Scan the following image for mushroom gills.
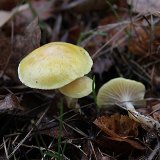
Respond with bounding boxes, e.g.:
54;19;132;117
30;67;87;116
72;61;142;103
97;77;160;132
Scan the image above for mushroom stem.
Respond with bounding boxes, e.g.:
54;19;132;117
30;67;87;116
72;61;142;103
65;96;81;113
97;78;160;132
124;102;160;131
65;96;77;108
124;102;136;111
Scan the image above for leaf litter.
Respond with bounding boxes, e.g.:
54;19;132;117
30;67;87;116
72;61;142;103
0;0;159;159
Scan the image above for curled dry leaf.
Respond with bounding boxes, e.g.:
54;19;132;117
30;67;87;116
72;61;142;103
94;114;145;150
128;26;149;56
0;94;23;114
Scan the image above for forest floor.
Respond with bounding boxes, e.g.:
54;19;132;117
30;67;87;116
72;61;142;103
0;0;159;159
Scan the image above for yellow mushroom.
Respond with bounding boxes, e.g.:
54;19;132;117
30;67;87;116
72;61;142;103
97;77;160;132
59;76;93;98
18;42;93;100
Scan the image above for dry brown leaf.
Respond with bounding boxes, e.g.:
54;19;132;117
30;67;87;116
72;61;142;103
0;19;41;82
128;25;160;56
128;26;149;56
93;56;113;78
0;11;13;27
19;0;54;22
128;0;160;14
0;4;29;28
0;0;53;28
151;103;160;121
94;114;145;150
0;94;23;113
94;114;139;137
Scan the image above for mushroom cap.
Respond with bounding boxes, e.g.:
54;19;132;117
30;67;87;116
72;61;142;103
18;42;93;89
97;77;145;107
59;76;93;98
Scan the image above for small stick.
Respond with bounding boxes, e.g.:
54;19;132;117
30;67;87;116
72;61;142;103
148;143;160;160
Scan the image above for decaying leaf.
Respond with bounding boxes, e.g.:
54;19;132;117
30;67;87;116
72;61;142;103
19;0;54;21
94;114;145;150
128;25;160;56
0;0;54;28
93;56;113;78
0;94;23;113
94;114;139;137
0;11;13;27
2;18;41;82
0;4;29;28
128;0;160;14
13;18;41;59
128;26;149;56
151;103;160;121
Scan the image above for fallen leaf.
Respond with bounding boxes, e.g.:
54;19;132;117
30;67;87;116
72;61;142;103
0;94;23;114
19;0;54;21
0;4;29;28
3;18;41;82
94;114;139;137
13;18;41;59
93;55;114;78
128;0;160;14
151;103;160;121
128;26;149;56
94;114;145;150
0;11;13;27
128;25;160;56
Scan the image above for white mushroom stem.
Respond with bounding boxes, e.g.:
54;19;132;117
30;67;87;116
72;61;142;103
124;102;160;132
59;76;93;113
65;97;78;109
124;102;135;111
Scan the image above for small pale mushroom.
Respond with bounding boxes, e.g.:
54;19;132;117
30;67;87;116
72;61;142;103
18;42;93;107
97;77;160;132
59;76;93;110
59;76;93;99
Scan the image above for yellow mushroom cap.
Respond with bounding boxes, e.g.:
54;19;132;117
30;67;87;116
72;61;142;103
59;76;93;98
18;42;93;89
97;77;145;107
